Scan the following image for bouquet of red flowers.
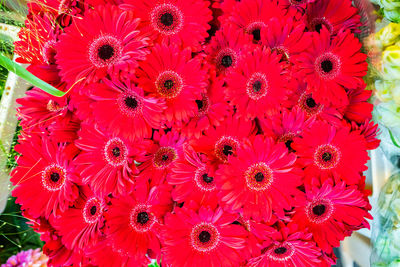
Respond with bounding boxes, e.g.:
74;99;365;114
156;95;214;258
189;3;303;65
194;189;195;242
10;0;380;266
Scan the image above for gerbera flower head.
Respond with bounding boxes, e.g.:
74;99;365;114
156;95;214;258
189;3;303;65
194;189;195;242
225;46;288;119
105;181;172;261
122;0;212;51
56;4;149;85
217;135;302;221
292;121;369;185
162;205;248;267
52;186;106;250
292;181;371;253
295;28;368;106
10;136;79;219
343;86;374;124
351;120;381;150
306;0;362;35
74;124;148;196
136;44;207;124
90;79;167;141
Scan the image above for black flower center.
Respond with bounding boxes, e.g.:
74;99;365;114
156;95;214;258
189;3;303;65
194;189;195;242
222;145;233;156
274;247;287;255
252;81;262;92
322;152;332;162
312;204;326;216
202;173;214;184
162;154;169;161
164;79;174;90
98;44;115;60
137;212;149;225
90;205;97;216
112;147;121;157
285;140;293;151
252;28;261;41
160;12;174;26
198;231;211;243
306;97;317;108
196;100;204;111
315;23;323;33
255;172;264;182
321;60;333;73
50;172;60;182
221;55;233;67
124;96;138;109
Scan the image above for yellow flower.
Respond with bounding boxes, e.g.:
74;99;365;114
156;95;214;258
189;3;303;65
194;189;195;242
382;45;400;80
376;23;400;49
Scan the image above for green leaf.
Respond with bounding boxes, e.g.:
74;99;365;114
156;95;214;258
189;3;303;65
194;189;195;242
148;262;160;267
0;53;66;97
389;129;400;148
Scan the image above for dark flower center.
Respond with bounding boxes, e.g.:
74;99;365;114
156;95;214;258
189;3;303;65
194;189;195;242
306;97;317;108
160;12;174;26
112;147;121;157
162;154;169;161
312;204;326;216
202;174;214;184
221;55;233;67
322;152;332;162
98;44;115;60
252;81;262;92
124;96;138;109
50;172;60;182
315;23;323;33
252;28;261;41
90;205;97;216
223;145;233;156
164;79;174;90
285;140;293;151
321;60;333;73
196;100;204;111
274;247;287;254
198;231;211;243
137;212;149;225
255;172;264;182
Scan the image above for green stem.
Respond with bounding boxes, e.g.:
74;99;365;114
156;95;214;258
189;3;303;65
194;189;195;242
0;53;66;97
389;129;400;148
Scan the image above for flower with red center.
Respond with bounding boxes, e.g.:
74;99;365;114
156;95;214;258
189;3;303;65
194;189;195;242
122;0;212;51
190;115;257;164
343;87;374;124
137;44;207;124
225;47;288;119
162;205;247;267
206;25;253;76
217;135;302;221
52;186;106;251
89;80;166;141
10;136;79;219
292;121;369;185
295;28;368;106
105;182;172;261
169;145;218;205
248;223;322;267
139;131;185;186
260;17;312;65
306;0;362;35
56;5;149;85
228;0;286;43
292;181;371;253
74;124;147;196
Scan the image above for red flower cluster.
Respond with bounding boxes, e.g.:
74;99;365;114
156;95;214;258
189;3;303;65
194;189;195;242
12;0;379;266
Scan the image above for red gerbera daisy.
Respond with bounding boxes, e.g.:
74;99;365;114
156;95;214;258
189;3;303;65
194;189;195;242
343;86;373;124
351;120;381;150
292;121;369;185
56;4;149;85
247;223;322;267
228;0;286;43
217;135;302;221
10;136;79;218
90;79;167;141
136;44;207;124
190;115;257;165
121;0;212;51
225;46;288;119
74;124;147;197
52;186;106;251
169;145;218;205
306;0;362;35
292;181;371;253
105;181;172;261
162;205;247;267
295;28;368;105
